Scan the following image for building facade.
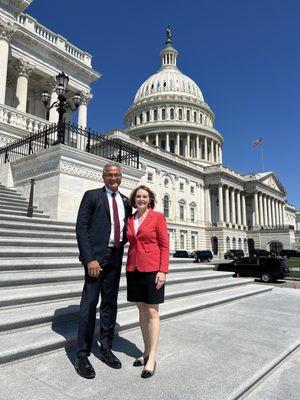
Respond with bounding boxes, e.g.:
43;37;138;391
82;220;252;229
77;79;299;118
0;1;298;257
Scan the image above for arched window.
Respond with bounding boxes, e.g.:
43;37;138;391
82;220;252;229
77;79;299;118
170;108;174;119
154;109;158;121
134;116;137;125
200;113;203;124
161;139;166;150
178;108;183;120
163;195;169;218
139;113;143;124
146;111;150;122
187;109;190;122
162;108;166;120
193;111;197;122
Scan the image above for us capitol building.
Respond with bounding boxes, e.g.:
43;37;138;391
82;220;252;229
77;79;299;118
0;0;299;256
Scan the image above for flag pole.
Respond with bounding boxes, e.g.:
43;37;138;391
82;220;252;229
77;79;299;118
261;141;264;171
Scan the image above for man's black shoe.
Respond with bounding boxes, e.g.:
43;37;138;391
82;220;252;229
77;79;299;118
99;348;122;369
75;357;95;379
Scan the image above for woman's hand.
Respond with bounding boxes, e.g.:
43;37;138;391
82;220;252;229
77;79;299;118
155;272;166;290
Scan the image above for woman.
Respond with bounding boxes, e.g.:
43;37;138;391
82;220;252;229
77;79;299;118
126;185;169;378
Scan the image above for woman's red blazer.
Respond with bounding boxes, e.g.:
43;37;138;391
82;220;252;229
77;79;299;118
126;209;169;273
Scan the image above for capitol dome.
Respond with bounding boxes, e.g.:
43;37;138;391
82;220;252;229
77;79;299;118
124;29;224;166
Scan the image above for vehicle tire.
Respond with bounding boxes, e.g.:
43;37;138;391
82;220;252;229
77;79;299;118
261;273;272;283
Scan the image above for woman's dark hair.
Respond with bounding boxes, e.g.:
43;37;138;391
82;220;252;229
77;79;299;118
129;185;156;209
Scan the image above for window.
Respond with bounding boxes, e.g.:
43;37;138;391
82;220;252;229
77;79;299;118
190;207;195;222
191;235;196;250
179;205;184;220
193;111;197;122
180;234;185;248
170;139;175;154
134;116;137;125
154;109;158;121
200;113;203;124
161;139;166;150
170;108;174;119
163;195;169;218
180;182;184;191
147;172;153;182
187;109;190;122
162;108;166;120
178;108;183;120
190;186;195;194
146;111;150;122
139;113;143;124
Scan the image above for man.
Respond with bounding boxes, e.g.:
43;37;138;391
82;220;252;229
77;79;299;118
75;162;131;379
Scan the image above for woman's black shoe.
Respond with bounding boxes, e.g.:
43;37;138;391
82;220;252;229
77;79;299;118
141;362;156;378
133;355;149;367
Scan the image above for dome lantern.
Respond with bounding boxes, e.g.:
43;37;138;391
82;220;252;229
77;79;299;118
160;26;178;69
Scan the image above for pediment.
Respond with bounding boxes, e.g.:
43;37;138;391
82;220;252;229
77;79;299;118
259;173;285;193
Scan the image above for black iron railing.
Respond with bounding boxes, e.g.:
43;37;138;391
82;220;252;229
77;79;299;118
0;122;139;169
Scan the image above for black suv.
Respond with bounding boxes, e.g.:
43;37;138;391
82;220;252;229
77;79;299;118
279;249;300;258
193;250;213;263
216;257;289;283
173;250;190;258
224;249;244;260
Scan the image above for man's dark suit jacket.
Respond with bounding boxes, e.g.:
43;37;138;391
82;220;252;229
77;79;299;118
76;187;131;265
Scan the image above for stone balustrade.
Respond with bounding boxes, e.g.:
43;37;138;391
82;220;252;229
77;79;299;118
0;104;50;134
16;14;92;66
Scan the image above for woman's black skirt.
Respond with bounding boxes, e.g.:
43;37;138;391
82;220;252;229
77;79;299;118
126;269;165;304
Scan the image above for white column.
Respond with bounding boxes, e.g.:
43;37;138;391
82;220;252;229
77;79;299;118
155;133;159;146
225;186;230;223
196;135;199;159
145;135;149;143
0;19;15;104
218;184;224;223
282;203;286;225
280;202;285;226
48;77;59;124
205;186;212;222
263;194;268;227
166;132;170;152
259;193;264;226
275;200;279;226
267;196;272;227
219;146;223;164
241;192;247;226
14;59;35;112
231;188;236;224
78;91;92;129
199;184;205;222
211;139;215;162
236;190;241;225
254;192;259;226
271;198;275;226
216;144;219;163
187;133;190;157
176;133;180;155
204;137;208;161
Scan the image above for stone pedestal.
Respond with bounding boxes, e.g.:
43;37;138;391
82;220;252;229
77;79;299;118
0;145;144;221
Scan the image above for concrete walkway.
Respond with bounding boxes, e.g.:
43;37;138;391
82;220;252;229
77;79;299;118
0;287;299;400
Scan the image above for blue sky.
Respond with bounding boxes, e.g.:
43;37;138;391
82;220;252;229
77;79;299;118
28;0;300;208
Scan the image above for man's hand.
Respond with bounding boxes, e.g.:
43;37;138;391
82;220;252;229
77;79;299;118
155;272;166;290
87;260;102;278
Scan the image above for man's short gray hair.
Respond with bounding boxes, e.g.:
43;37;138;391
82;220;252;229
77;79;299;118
102;162;122;175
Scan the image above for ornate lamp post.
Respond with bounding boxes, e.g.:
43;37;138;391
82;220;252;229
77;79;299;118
41;71;82;144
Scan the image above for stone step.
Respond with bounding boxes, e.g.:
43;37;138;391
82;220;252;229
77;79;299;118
0;220;75;232
0;284;272;364
0;228;75;239
0;247;79;258
0;270;233;306
0;214;75;226
0;209;49;218
0;197;33;207
0;237;77;247
0;278;255;332
0;203;39;212
0;189;24;198
0;187;22;196
0;193;26;202
0;269;226;289
0;257;201;271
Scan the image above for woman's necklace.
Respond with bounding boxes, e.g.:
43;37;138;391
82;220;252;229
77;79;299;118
138;209;148;225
